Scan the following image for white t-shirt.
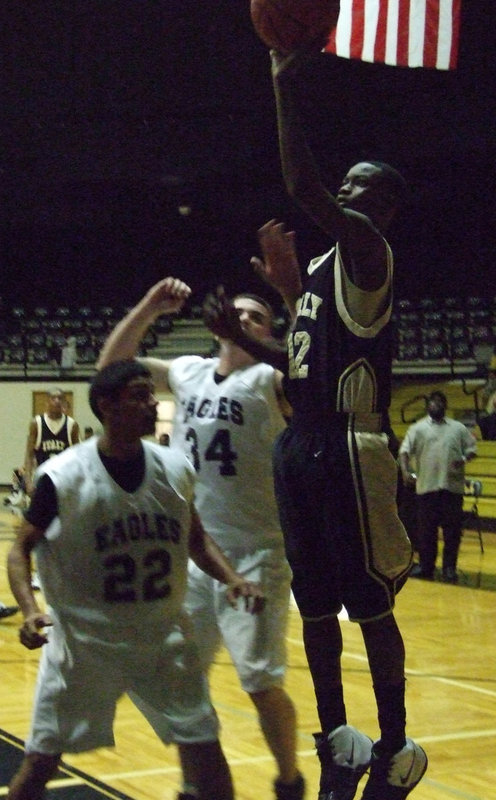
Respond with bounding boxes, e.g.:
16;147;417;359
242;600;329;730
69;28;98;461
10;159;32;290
399;415;477;495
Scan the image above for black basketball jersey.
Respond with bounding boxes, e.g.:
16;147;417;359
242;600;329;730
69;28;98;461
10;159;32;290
34;414;72;465
284;243;393;422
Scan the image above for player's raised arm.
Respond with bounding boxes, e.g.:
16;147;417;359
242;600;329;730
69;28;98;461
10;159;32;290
271;46;391;290
271;47;347;235
96;277;191;392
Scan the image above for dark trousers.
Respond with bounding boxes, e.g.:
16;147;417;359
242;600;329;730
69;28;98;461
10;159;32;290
416;490;463;574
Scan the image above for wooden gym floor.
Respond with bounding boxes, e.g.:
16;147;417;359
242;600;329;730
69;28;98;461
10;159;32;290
1;502;495;800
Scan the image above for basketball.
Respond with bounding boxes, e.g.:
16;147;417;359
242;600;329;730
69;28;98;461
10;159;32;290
250;0;340;55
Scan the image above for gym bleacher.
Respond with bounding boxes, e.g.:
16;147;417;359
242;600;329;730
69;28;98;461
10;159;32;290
1;292;495;530
1;292;494;377
392;294;495;376
0;302;216;379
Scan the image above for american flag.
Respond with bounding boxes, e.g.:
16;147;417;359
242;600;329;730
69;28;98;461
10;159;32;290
325;0;461;70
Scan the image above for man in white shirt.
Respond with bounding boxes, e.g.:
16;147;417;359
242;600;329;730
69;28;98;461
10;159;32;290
399;391;477;583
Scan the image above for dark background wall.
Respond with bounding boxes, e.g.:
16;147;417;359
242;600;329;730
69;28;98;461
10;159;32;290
1;1;494;310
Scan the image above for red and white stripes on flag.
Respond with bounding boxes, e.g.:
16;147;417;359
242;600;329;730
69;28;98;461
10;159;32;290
325;0;461;70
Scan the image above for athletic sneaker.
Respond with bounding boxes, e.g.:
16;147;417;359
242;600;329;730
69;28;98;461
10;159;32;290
314;725;373;800
274;771;305;800
360;739;428;799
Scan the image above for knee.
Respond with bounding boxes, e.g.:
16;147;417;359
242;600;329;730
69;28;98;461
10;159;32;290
248;684;286;709
248;686;297;731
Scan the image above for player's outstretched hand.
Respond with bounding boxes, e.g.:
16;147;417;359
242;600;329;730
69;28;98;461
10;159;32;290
144;277;192;316
19;611;53;650
270;31;331;81
226;578;266;615
254;219;302;301
202;286;243;341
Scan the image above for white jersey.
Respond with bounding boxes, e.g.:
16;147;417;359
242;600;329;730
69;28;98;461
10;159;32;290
34;437;195;634
168;356;286;552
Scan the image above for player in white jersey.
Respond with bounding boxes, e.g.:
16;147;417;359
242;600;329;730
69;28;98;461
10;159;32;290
7;359;264;800
98;278;305;800
168;356;286;553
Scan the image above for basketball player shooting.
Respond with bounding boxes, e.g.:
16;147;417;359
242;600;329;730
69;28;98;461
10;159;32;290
204;34;428;800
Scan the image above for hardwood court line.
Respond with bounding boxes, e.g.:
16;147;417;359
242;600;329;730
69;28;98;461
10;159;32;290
287;637;496;698
94;752;487;800
96;742;319;781
0;779;121;799
46;778;84;788
97;753;299;783
0;730;137;800
98;765;182;780
214;649;496;745
415;728;496;744
0;784;121;799
0;776;133;799
405;671;496;698
406;778;483;800
345;649;496;697
14;777;83;792
216;696;496;751
96;738;342;782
